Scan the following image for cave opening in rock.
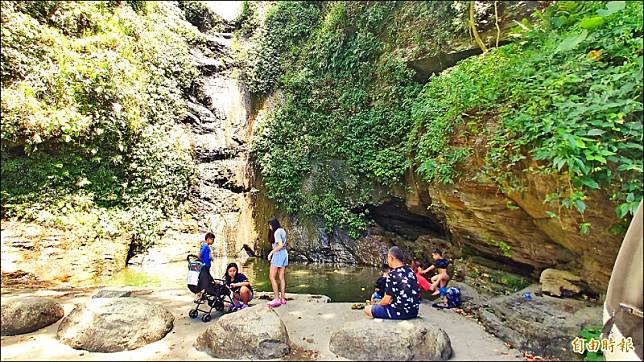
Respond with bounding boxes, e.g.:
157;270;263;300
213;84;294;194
367;198;446;241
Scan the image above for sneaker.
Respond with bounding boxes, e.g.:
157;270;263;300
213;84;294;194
239;303;248;310
267;299;282;308
280;298;287;305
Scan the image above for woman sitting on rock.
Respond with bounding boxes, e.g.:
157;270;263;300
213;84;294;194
223;262;253;309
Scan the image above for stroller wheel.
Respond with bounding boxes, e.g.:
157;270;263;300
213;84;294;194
201;313;212;323
188;309;199;319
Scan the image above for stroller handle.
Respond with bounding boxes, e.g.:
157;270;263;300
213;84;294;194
187;254;201;262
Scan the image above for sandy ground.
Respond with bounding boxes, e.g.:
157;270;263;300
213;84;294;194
1;287;522;361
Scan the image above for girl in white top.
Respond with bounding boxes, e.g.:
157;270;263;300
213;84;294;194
267;218;288;308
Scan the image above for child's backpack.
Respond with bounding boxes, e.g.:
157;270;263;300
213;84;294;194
446;287;461;308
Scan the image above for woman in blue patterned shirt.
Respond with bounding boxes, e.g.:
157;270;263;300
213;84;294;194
364;246;420;320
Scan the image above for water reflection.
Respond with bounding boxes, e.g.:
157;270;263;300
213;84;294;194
94;257;381;302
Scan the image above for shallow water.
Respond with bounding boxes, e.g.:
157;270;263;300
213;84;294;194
93;257;382;302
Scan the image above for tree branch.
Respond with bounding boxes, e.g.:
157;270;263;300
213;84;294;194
469;1;488;53
494;1;501;48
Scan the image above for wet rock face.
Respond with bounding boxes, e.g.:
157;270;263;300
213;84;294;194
252;203;393;265
195;306;290;359
426;172;622;292
1;297;65;336
57;297;174;352
428;181;577;270
0;221;130;285
181;32;257;259
136;31;257;266
329;317;452;361
478;285;602;360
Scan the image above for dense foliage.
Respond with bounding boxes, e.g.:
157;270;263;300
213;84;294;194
177;0;225;33
245;1;643;236
248;2;438;234
1;1;205;249
412;1;643;227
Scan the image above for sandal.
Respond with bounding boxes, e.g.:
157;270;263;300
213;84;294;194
267;299;283;308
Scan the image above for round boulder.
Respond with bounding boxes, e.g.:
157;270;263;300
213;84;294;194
330;317;452;361
1;297;65;336
57;297;174;352
195;306;290;359
539;268;590;297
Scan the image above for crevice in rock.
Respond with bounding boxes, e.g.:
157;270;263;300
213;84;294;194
195;148;240;162
203;176;249;194
461;245;536;278
367;198;446;240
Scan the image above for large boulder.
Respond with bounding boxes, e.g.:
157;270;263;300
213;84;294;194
539;268;590;298
1;297;65;336
478;285;601;360
195;306;290;359
329;317;452;361
57;297;174;352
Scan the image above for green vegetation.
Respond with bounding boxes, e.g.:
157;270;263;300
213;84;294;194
0;1;206;250
489;271;530;292
177;0;226;33
579;326;604;361
244;1;643;236
489;239;512;258
412;0;643;222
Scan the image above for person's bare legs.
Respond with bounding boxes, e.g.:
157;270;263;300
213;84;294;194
364;305;373;318
239;286;252;304
278;267;286;303
269;265;280;301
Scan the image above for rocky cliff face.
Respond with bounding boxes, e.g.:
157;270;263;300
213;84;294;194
1;221;129;286
243;1;625;292
134;31;259;266
0;15;261;282
249;123;623;292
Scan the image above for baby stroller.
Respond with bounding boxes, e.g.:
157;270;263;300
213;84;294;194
186;254;237;322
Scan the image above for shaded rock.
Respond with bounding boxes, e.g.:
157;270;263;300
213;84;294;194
478;285;601;360
195;306;289;359
57;297;174;352
368;198;445;241
428;181;576;274
406;2;539;83
329;317;452;361
505;170;622;291
409;47;483;83
539;268;589;298
1;297;65;336
92;289;132;298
